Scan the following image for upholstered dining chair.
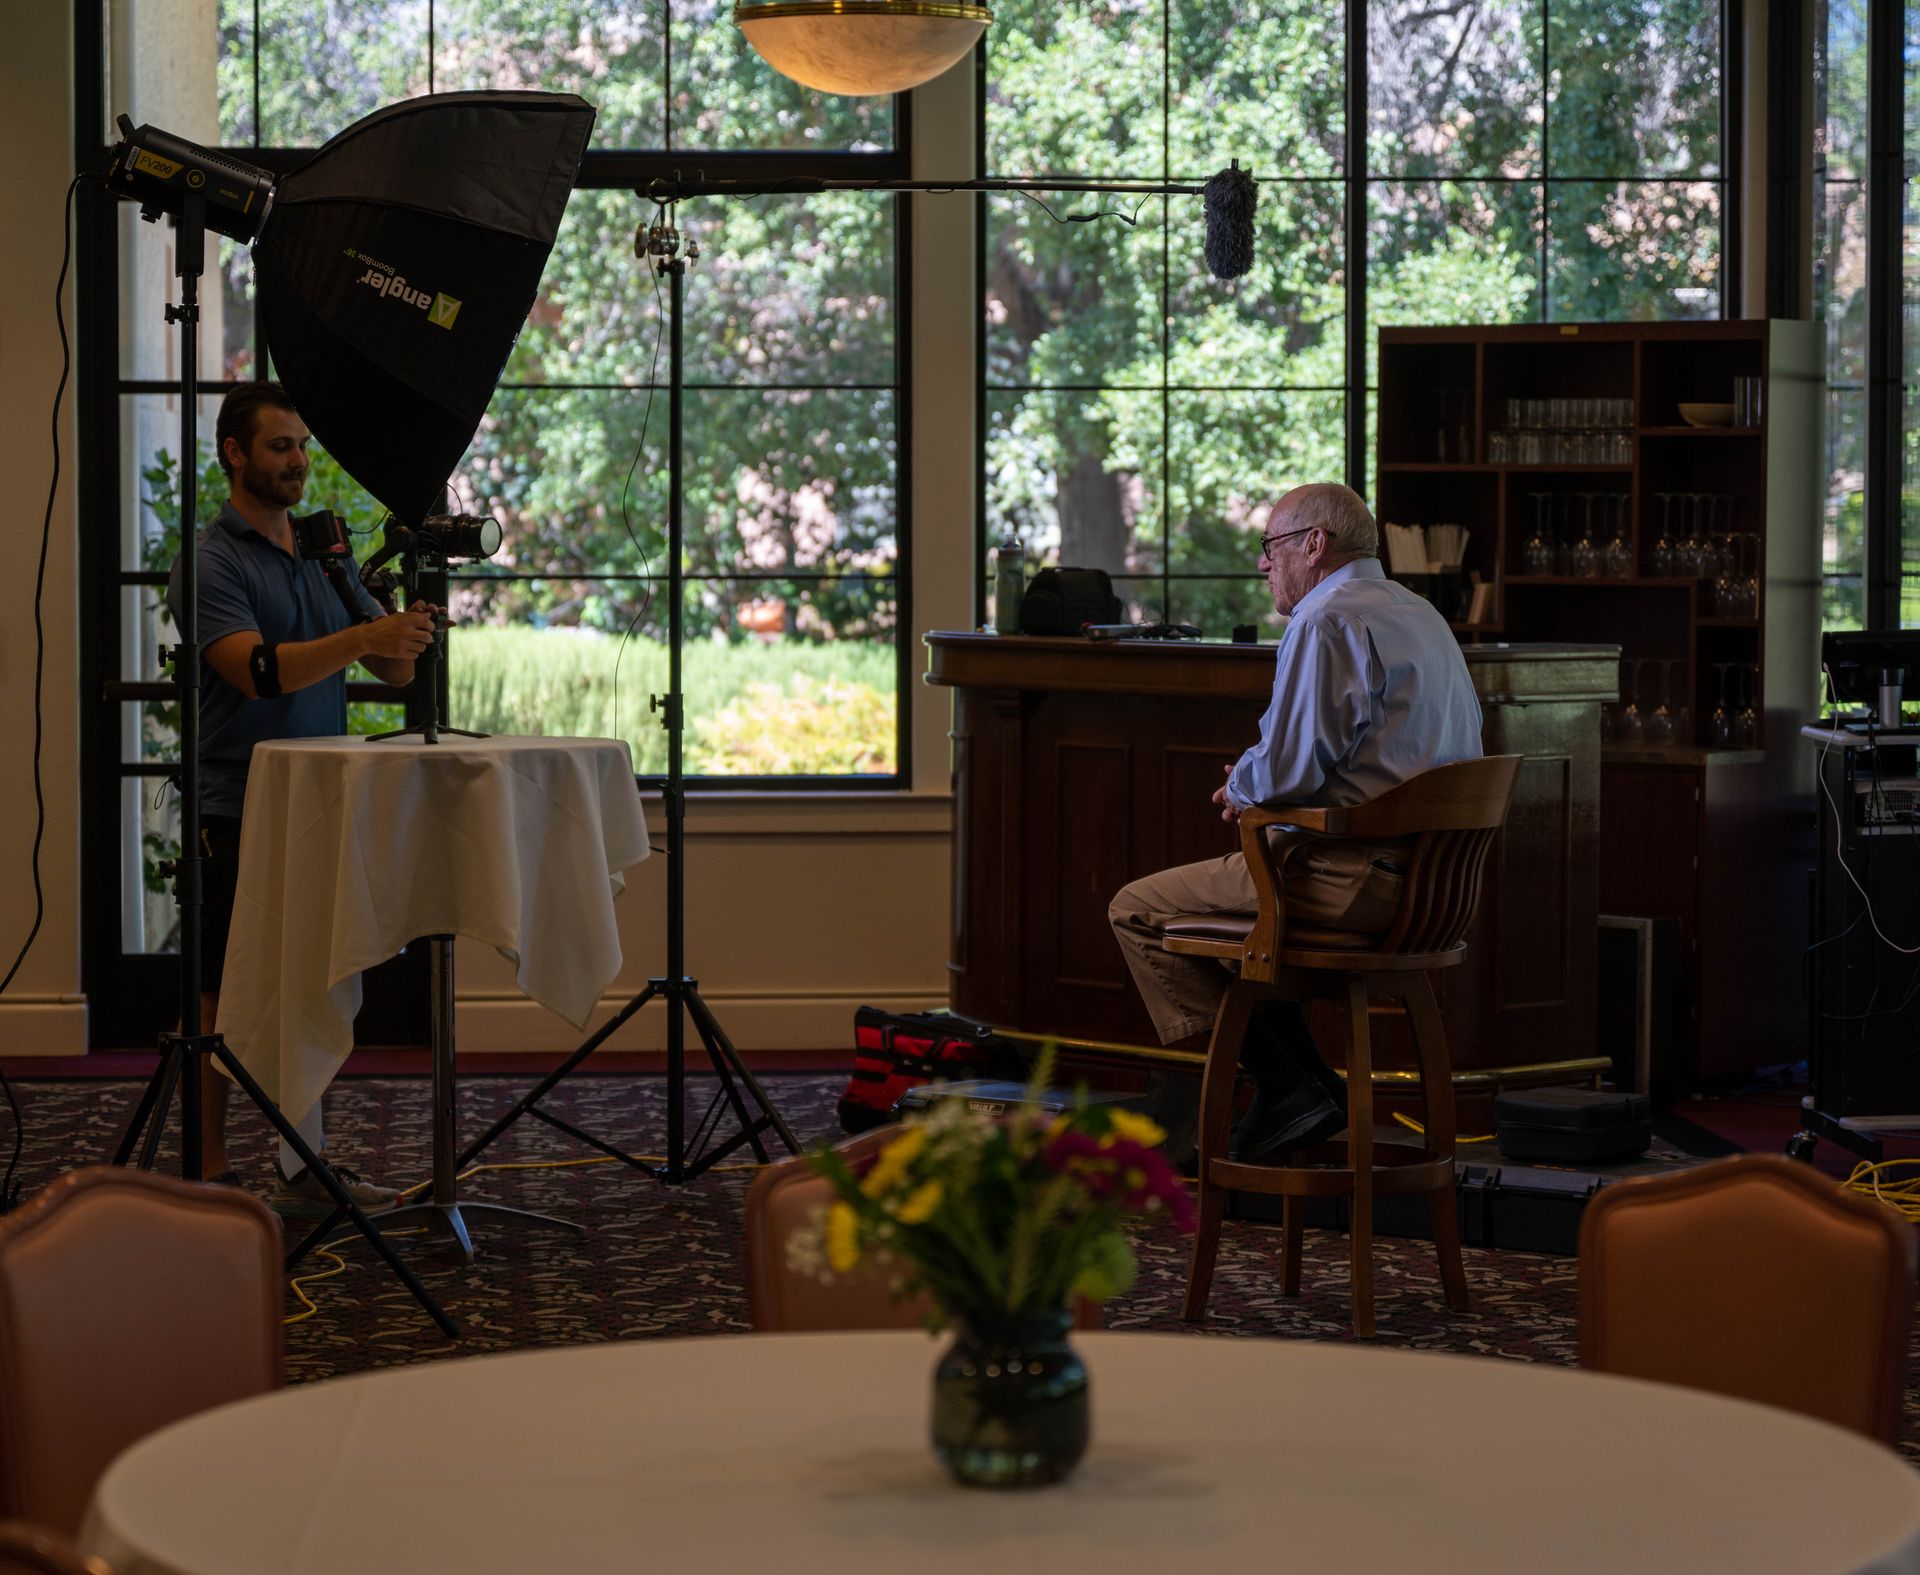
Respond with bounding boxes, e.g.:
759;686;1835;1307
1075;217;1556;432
0;1167;283;1535
1578;1154;1916;1444
1164;754;1522;1337
745;1129;1100;1332
745;1130;932;1331
0;1522;112;1575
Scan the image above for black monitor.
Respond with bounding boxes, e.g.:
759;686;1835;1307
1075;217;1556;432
1821;629;1920;710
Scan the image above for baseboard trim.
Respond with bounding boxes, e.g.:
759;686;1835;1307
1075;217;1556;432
0;999;88;1056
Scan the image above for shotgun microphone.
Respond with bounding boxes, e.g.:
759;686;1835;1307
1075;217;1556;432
1204;162;1257;280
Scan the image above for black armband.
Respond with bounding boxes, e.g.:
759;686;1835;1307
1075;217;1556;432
248;642;283;699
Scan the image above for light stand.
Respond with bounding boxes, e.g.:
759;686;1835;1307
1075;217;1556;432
459;232;802;1184
110;192;457;1337
462;161;1235;1185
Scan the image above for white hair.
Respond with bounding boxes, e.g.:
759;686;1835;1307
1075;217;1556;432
1275;483;1378;558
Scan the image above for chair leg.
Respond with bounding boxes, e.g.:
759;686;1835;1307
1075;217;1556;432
1183;988;1253;1322
1282;1193;1304;1297
1344;974;1375;1338
1406;972;1470;1314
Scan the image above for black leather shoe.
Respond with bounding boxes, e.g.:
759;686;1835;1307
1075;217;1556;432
1230;1081;1346;1162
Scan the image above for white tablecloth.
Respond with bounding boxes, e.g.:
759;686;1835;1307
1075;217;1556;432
82;1331;1920;1575
217;735;650;1123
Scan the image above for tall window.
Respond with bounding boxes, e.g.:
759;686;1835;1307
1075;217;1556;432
79;3;906;1028
1817;0;1869;630
1817;0;1920;631
982;0;1727;623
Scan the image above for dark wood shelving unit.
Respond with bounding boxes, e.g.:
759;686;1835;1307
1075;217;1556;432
1377;320;1822;1091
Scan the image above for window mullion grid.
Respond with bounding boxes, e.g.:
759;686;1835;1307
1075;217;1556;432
1345;0;1366;492
1866;0;1903;628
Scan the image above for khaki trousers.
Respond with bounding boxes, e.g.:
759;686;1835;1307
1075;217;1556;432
1108;830;1410;1045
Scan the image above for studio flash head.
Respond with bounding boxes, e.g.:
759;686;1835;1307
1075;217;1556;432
106;115;276;245
415;513;503;561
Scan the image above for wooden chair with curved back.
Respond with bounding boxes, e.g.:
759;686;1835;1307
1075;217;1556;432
0;1523;112;1575
1164;754;1522;1337
0;1168;283;1536
1578;1154;1916;1443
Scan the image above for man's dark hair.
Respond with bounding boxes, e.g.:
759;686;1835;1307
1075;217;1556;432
215;381;299;480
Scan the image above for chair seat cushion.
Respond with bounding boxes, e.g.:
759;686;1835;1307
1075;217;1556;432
1162;916;1381;951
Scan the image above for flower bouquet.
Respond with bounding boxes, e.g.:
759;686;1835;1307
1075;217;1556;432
797;1048;1195;1487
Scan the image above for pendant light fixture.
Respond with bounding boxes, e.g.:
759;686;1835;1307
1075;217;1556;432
734;0;992;97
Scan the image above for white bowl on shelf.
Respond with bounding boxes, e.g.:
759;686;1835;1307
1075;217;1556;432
1677;402;1735;428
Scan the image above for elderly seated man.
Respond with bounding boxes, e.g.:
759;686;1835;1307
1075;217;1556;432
1109;482;1483;1162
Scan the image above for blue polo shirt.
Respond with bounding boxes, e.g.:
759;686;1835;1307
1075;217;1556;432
166;503;381;818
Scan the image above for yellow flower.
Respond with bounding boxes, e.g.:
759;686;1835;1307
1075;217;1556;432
861;1126;927;1198
895;1180;943;1224
1108;1109;1167;1149
826;1202;861;1273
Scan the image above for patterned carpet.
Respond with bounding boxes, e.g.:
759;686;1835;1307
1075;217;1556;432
10;1070;1919;1461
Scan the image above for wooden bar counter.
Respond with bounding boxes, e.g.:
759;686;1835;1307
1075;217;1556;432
925;632;1619;1102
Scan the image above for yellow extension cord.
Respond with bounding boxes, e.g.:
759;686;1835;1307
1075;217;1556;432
1391;1112;1496;1144
284;1150;761;1325
1844;1157;1920;1222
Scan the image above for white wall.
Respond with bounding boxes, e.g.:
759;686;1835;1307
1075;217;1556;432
0;3;86;1053
0;7;977;1055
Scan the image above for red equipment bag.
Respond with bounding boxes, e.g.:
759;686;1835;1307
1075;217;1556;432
838;1007;1028;1134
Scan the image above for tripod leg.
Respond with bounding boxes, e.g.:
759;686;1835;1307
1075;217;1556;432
136;1055;185;1172
114;1044;181;1168
685;990;801;1155
213;1045;458;1338
688;1005;771;1164
456;983;661;1169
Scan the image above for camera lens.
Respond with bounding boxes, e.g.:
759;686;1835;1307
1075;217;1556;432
417;513;501;560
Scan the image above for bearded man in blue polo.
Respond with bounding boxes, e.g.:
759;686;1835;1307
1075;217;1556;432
167;380;437;1216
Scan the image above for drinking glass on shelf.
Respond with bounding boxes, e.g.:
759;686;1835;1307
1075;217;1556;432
1571;493;1599;577
1645;660;1674;746
1720;537;1751;618
1732;666;1759;747
1603;495;1634;578
1738;535;1759;619
1616;658;1644;744
1685;493;1713;576
1523;494;1556;575
1708;664;1734;747
1652;494;1676;577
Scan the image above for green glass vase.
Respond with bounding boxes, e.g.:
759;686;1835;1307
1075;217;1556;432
930;1308;1089;1488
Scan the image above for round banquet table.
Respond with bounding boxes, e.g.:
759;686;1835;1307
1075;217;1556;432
81;1331;1920;1575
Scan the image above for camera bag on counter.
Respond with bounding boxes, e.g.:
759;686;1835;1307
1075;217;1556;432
1018;567;1123;635
1493;1087;1653;1164
838;1008;1029;1133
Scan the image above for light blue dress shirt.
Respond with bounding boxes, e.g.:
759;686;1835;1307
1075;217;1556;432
1226;557;1484;812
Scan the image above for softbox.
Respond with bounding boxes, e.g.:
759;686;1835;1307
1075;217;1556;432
256;91;595;525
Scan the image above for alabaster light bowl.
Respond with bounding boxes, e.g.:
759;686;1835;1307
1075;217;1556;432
736;1;991;96
1677;402;1735;428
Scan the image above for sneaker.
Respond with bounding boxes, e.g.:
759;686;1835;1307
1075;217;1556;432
1230;1081;1346;1162
270;1161;402;1220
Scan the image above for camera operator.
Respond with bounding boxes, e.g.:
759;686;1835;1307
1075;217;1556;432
165;380;437;1217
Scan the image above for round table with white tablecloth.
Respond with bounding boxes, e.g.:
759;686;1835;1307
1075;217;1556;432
82;1331;1920;1575
216;734;650;1124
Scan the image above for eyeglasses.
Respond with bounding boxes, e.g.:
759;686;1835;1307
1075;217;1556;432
1258;526;1317;558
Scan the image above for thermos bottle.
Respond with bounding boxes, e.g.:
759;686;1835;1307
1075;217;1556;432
993;532;1026;634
